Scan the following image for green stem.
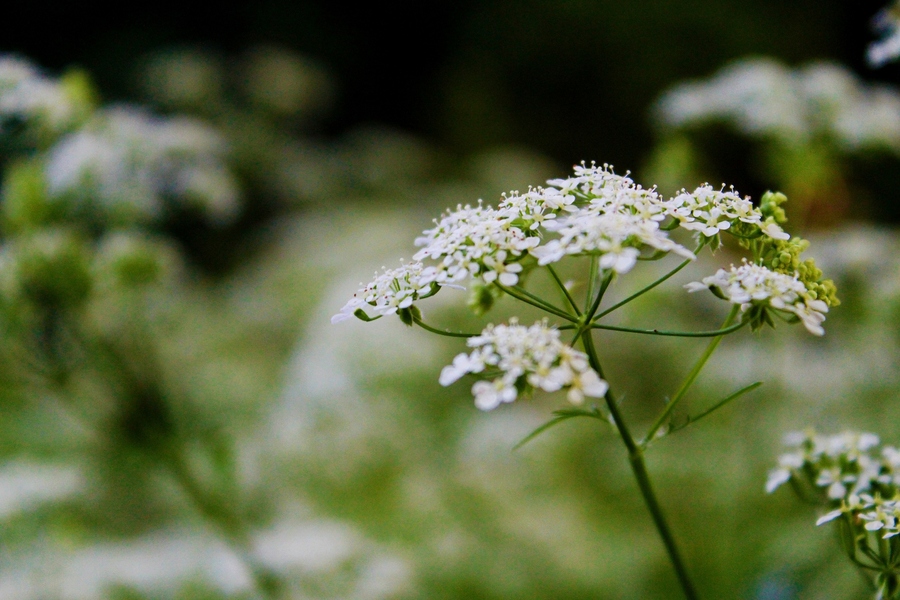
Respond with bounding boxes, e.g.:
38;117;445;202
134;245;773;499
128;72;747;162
580;332;699;600
412;316;477;338
163;445;280;600
546;264;581;316
581;320;747;338
592;257;693;322
495;284;578;323
585;256;599;308
642;305;741;447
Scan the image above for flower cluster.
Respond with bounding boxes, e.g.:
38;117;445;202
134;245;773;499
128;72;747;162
767;430;883;497
769;430;900;540
665;184;789;242
438;319;608;410
656;58;900;153
45;107;240;224
685;261;829;335
413;202;539;287
531;164;694;272
331;260;438;324
0;56;88;139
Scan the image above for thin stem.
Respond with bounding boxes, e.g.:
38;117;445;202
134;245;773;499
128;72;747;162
585;256;599;308
546;264;581;316
164;445;280;600
580;331;699;600
495;284;578;323
583;320;747;338
642;305;741;447
592;257;693;321
412;316;477;338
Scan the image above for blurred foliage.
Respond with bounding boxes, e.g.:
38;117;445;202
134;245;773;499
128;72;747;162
0;3;899;599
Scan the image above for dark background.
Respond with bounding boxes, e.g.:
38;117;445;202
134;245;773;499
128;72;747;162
7;0;897;171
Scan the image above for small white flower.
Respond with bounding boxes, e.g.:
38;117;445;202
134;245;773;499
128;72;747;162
685;261;828;335
413;202;539;286
665;184;789;242
333;260;436;323
439;319;607;410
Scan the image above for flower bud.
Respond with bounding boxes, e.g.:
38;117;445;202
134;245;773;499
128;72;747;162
13;230;92;310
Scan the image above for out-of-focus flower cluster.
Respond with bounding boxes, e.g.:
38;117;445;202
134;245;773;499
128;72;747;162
0;55;244;316
656;58;900;153
438;318;608;410
0;56;93;146
44;107;239;225
768;430;900;537
869;1;900;68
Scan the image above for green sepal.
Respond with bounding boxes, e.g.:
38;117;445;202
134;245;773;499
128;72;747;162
353;309;381;322
705;233;722;253
397;304;421;327
467;280;500;316
417;282;441;300
838;514;857;562
709;285;727;301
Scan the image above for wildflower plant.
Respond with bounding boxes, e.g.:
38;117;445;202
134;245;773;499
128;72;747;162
769;430;900;599
335;162;839;598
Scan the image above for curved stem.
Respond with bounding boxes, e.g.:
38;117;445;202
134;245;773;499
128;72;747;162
592;257;693;321
581;320;747;338
580;331;699;600
546;264;581;316
412;316;477;338
495;284;578;323
642;305;741;447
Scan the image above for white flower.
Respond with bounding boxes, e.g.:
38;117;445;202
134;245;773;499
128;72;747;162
332;260;436;323
0;56;81;134
665;184;789;241
685;261;828;335
45;107;240;223
656;56;900;152
439;319;608;410
868;2;900;67
523;163;693;272
413;202;538;286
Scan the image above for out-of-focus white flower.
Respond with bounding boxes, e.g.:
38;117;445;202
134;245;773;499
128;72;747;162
0;56;81;135
45;107;240;224
656;57;900;153
685;261;828;335
439;319;608;410
869;1;900;67
767;430;887;500
332;260;436;324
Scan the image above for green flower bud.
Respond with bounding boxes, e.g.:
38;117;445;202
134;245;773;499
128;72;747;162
58;69;98;128
95;232;176;288
467;281;498;316
14;230;92;310
1;159;61;233
760;191;788;225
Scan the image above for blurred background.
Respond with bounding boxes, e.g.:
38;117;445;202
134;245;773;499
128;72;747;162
0;1;899;598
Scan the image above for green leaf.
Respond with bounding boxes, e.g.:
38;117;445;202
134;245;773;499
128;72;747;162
513;407;607;450
669;382;762;434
